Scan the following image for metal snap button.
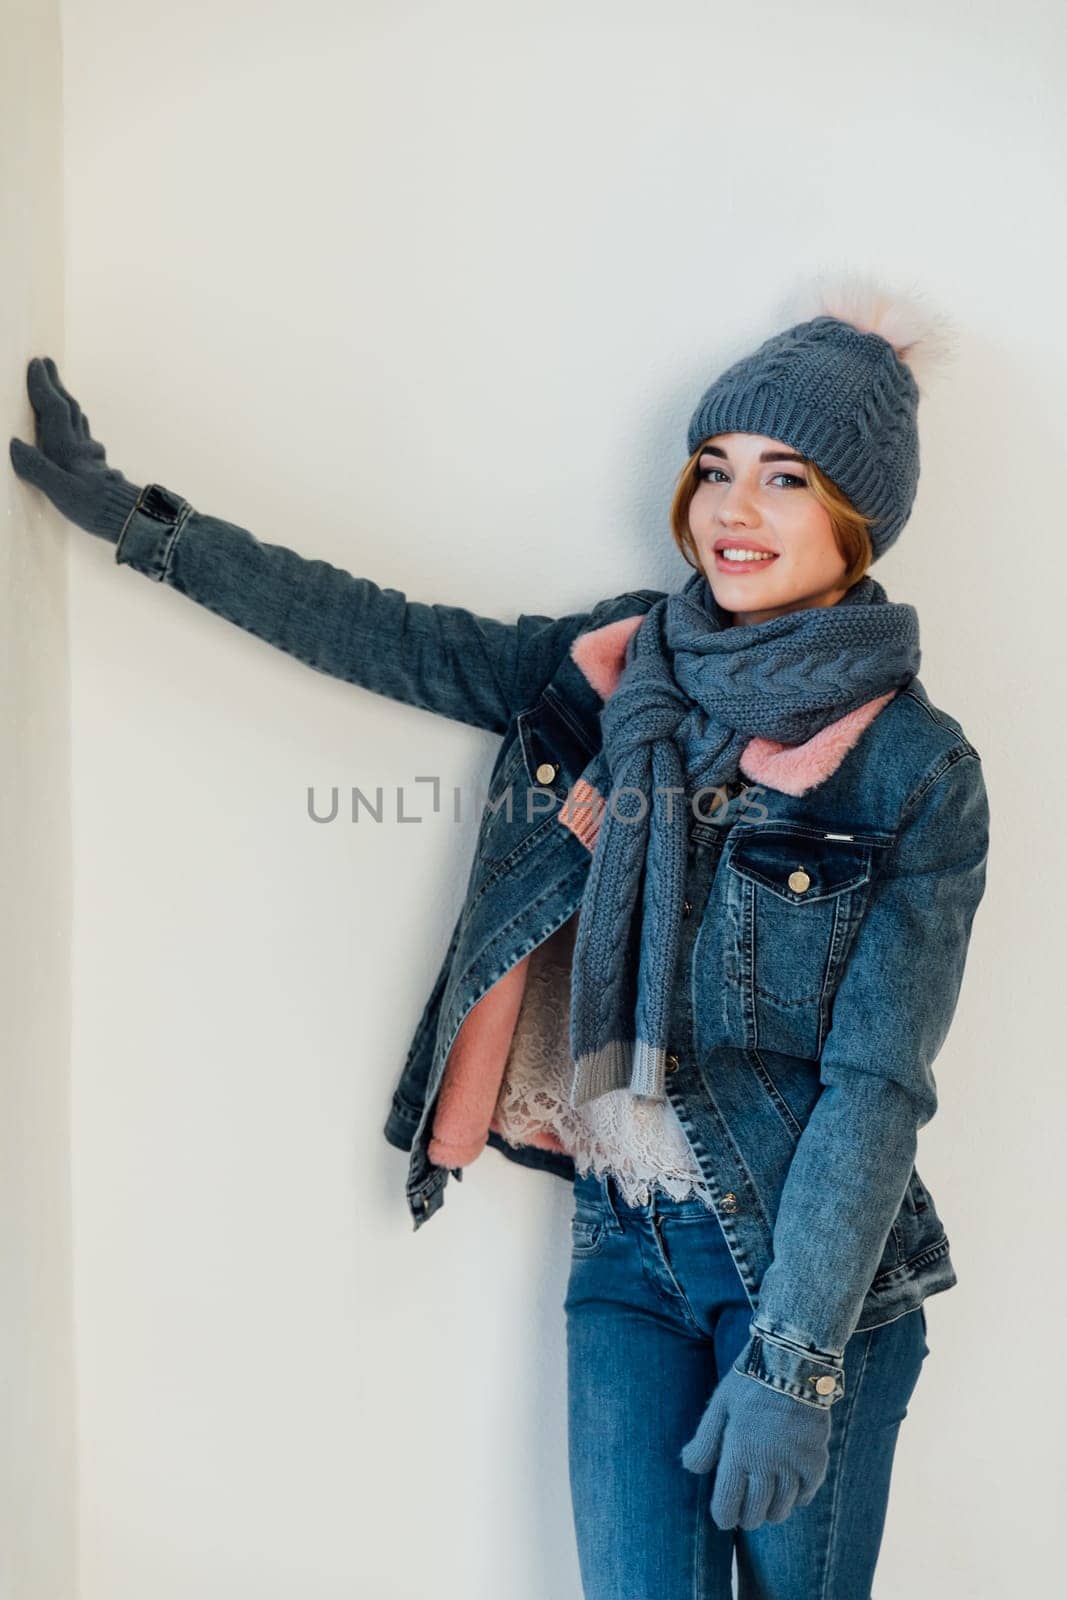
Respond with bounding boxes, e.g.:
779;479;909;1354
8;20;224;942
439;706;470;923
664;1052;680;1074
788;867;811;893
720;1192;738;1213
535;760;558;784
813;1375;836;1395
682;899;693;918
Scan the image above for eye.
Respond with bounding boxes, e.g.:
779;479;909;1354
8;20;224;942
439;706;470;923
697;466;808;488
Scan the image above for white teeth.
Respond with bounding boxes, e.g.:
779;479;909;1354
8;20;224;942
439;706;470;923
719;547;776;562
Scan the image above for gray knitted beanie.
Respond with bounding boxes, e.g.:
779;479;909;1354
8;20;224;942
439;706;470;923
685;277;951;560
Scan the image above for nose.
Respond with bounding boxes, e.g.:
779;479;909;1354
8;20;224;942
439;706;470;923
718;481;758;527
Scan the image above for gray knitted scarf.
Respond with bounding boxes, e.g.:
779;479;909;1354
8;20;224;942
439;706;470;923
567;567;920;1108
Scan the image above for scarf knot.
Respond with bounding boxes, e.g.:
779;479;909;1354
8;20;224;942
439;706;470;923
567;568;920;1108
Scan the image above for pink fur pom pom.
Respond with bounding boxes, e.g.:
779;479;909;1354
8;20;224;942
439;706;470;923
776;267;957;393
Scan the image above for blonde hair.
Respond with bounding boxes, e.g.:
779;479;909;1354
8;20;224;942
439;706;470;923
668;442;874;590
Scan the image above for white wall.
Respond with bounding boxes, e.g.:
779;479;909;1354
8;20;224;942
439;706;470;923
44;1;1066;1596
1;4;78;1598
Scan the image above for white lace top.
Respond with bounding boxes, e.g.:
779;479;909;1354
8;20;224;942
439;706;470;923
491;913;716;1209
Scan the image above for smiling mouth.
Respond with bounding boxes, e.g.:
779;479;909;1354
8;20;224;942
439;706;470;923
714;545;779;570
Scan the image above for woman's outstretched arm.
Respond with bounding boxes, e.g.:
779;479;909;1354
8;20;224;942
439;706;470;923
9;356;592;734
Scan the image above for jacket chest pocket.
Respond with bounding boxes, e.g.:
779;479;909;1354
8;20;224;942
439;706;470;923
722;827;879;1060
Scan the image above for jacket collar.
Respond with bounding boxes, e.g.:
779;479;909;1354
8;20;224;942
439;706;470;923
569;612;896;798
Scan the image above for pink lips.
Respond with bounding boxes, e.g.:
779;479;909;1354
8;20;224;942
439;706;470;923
713;546;780;574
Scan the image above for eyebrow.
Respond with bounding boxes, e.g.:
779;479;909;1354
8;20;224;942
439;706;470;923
699;445;809;465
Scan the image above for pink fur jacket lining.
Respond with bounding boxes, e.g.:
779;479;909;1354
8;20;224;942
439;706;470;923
426;610;897;1170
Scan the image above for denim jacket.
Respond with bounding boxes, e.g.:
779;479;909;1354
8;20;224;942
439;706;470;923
113;483;991;1411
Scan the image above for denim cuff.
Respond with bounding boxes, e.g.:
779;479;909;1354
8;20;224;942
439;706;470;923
383;1090;421;1153
114;482;194;581
735;1327;846;1410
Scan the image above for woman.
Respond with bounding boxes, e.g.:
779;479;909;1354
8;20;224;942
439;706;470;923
9;281;990;1600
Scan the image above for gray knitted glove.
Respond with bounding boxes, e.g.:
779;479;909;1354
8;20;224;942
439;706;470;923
680;1354;832;1530
9;356;143;542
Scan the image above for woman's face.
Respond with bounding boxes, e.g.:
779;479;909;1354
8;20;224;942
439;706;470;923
687;432;850;625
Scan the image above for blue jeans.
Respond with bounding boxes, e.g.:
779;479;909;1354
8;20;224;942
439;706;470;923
564;1170;929;1600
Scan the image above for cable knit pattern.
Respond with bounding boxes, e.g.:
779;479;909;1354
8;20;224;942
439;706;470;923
685;315;921;558
568;568;920;1109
